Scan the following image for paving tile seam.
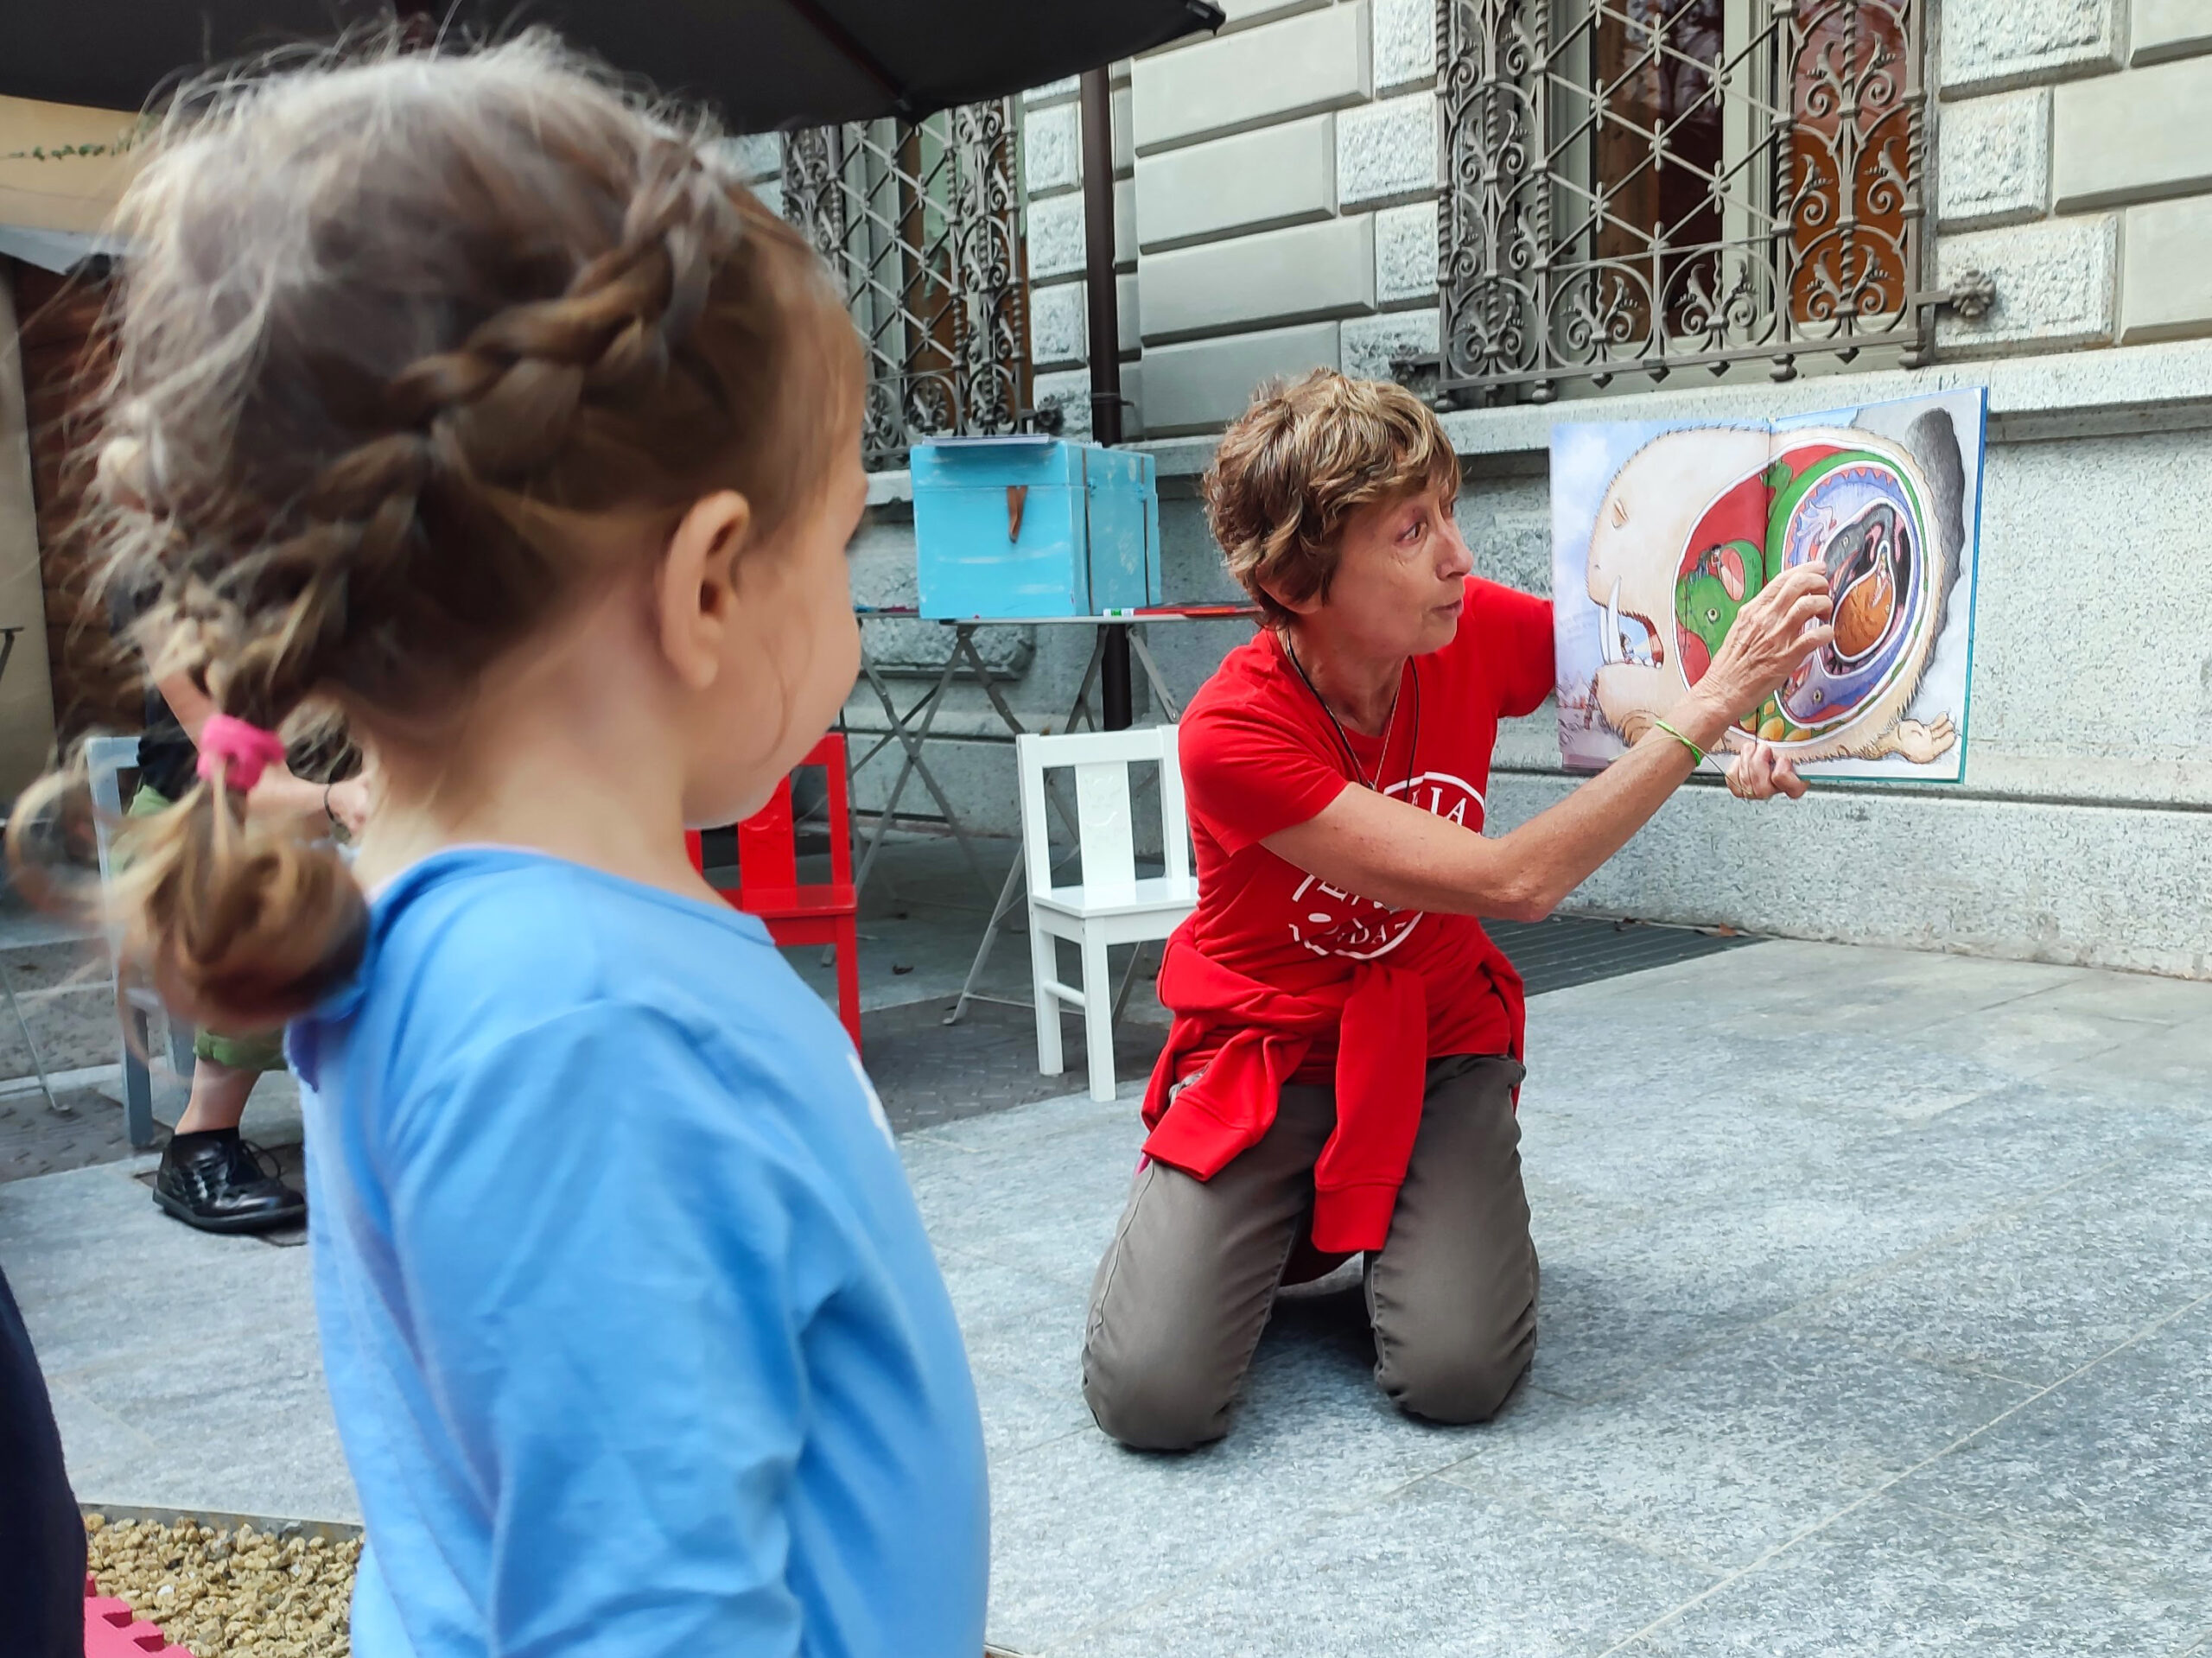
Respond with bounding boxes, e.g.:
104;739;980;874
903;1089;1117;1141
1426;1461;1740;1581
992;1422;1093;1461
1706;1151;2147;1354
1032;1462;1736;1658
1910;975;2101;1030
48;1379;161;1452
1526;1212;1665;1255
1776;1328;2048;1395
2051;1007;2196;1030
2003;1037;2136;1086
1885;1493;2190;1588
904;1127;998;1159
1531;1222;2079;1411
51;1349;323;1392
966;1135;2138;1421
1587;1285;2212;1657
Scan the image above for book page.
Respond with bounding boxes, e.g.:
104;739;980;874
1551;389;1986;784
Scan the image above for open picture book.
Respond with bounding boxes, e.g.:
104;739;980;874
1549;388;1987;783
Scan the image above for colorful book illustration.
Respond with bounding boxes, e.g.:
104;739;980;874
1549;389;1986;782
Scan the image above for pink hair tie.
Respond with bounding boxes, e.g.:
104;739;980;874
196;714;289;793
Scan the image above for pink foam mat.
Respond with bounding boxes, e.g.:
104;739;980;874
85;1576;194;1658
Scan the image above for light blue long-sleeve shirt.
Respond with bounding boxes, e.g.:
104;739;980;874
289;848;988;1657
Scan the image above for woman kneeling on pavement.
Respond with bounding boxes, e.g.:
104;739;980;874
1081;372;1833;1450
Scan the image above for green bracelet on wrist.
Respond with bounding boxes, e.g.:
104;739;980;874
1649;716;1706;768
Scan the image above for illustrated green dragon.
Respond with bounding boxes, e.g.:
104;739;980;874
1674;459;1800;739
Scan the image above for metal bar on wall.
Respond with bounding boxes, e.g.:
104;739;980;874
1080;67;1134;730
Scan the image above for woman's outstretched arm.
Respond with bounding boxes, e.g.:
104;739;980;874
1262;564;1834;922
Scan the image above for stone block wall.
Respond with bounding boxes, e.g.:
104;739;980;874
1937;0;2212;352
1123;0;1438;435
843;343;2212;976
825;3;2212;979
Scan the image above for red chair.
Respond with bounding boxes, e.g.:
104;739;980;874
687;734;862;1052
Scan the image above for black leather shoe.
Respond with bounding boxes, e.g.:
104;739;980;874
153;1129;306;1234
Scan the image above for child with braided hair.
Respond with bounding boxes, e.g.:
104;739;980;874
14;34;987;1658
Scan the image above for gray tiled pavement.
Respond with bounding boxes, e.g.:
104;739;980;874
4;912;2209;1653
900;940;2212;1656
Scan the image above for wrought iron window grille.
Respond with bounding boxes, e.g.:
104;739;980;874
1435;0;1965;405
782;100;1032;469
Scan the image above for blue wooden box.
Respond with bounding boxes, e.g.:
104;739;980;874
912;436;1161;619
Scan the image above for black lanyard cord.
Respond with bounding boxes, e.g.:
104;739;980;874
1283;635;1421;797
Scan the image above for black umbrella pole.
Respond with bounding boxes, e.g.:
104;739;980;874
1081;67;1134;728
1079;68;1124;451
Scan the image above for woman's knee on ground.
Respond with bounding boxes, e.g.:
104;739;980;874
1376;1318;1534;1426
1081;1330;1239;1452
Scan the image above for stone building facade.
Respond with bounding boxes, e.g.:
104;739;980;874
832;0;2212;981
0;16;2202;975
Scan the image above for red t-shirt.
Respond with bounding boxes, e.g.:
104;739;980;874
1177;576;1555;1073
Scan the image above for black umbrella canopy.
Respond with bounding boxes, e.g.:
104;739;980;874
0;0;1224;128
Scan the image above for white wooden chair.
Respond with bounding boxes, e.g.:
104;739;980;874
86;734;193;1147
1018;726;1197;1102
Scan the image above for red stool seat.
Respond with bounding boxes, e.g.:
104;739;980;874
687;734;862;1052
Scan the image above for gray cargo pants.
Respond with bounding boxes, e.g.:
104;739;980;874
1082;1053;1536;1451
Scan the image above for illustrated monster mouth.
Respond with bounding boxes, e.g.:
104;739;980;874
1821;502;1911;670
1599;579;1665;669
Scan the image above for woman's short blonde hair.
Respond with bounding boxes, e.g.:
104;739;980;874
1203;370;1461;625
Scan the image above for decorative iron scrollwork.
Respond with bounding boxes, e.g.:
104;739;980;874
782;100;1030;468
1438;0;1928;403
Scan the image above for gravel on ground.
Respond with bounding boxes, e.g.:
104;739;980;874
86;1513;357;1657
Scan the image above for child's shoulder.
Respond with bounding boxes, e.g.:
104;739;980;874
381;846;758;976
297;849;899;1239
298;847;872;1151
334;847;814;1071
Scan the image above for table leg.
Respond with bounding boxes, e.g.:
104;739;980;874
944;848;1028;1026
852;649;969;899
1;969;57;1114
1128;629;1184;723
957;630;1030;740
849;674;944;777
1064;630;1108;734
948;635;1122;1024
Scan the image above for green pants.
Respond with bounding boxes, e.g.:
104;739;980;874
124;783;289;1074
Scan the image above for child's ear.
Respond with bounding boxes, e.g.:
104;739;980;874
656;489;753;691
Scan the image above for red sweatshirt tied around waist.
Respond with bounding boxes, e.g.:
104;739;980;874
1141;924;1437;1253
